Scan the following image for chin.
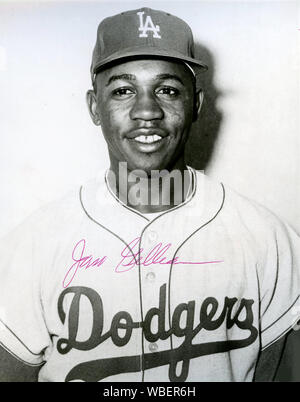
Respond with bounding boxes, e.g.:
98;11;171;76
126;154;167;173
137;161;171;175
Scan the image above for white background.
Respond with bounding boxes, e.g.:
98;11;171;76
0;0;299;237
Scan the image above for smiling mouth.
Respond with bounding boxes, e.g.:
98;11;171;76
133;134;163;144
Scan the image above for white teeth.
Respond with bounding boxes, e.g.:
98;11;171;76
134;135;162;144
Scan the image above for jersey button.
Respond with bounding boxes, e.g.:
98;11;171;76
149;342;158;352
146;272;156;282
148;230;158;241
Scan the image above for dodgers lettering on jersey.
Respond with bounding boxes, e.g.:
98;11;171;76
0;170;299;382
57;284;257;382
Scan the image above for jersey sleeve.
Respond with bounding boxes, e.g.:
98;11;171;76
259;216;300;350
0;218;51;366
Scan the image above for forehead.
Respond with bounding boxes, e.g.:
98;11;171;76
95;57;194;86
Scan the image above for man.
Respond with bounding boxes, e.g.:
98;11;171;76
0;7;299;382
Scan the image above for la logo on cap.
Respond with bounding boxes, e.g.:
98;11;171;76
137;11;161;39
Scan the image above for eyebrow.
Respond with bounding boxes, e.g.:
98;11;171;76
106;74;136;87
105;73;184;87
155;74;184;85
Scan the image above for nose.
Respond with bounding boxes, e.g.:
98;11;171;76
129;91;164;121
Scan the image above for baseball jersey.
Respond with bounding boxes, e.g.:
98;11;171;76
0;168;300;382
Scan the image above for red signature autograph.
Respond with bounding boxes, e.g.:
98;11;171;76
62;238;223;288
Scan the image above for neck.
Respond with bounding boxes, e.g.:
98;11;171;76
106;158;193;214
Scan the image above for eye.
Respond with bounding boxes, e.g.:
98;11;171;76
112;87;135;98
156;86;180;97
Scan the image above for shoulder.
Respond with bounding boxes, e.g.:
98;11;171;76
194;170;293;235
0;175;107;247
193;170;300;260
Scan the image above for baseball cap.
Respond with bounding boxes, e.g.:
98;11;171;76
90;7;208;85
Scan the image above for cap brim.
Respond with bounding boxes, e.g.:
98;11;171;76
92;46;208;77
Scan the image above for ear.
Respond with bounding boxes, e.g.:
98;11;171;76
86;89;101;126
193;89;204;122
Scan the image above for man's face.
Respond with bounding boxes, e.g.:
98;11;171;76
89;58;200;173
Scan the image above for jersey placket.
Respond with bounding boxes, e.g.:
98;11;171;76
138;224;174;381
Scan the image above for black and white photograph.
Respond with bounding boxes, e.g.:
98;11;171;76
0;0;299;384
